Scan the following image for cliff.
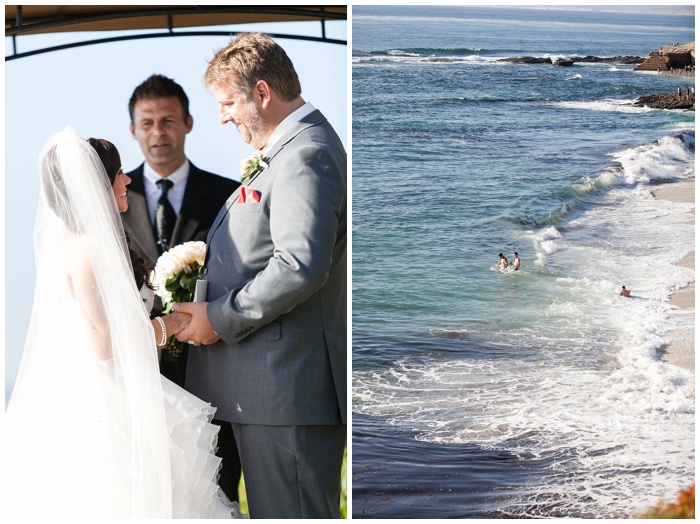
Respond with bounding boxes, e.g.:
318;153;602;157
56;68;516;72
634;42;695;71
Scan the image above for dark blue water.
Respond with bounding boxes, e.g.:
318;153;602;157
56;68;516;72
352;6;695;518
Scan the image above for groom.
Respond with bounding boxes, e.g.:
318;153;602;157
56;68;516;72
174;33;347;518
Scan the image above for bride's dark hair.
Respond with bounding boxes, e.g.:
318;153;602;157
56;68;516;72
87;138;154;291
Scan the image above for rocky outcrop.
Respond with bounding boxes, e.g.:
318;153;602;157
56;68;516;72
498;55;643;66
574;55;643;64
553;59;574;67
634;92;694;110
498;56;553;64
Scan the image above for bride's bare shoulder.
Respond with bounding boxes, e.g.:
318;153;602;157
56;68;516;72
60;231;92;269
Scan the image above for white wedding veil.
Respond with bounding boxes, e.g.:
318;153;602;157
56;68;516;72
5;127;172;517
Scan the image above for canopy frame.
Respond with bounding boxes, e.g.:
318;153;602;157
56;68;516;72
6;5;346;60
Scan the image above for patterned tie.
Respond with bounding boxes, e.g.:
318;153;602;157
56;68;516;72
155;178;176;253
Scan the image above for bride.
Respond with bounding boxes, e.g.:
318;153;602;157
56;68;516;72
5;127;244;518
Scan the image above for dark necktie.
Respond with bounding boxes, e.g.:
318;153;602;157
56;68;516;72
155;178;176;253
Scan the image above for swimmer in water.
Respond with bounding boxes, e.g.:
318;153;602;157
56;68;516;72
511;252;520;270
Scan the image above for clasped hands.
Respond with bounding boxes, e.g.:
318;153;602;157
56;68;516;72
170;301;221;346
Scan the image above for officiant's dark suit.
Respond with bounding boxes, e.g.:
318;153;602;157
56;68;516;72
121;74;241;502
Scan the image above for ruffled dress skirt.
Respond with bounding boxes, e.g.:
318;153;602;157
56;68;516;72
161;376;243;518
5;301;242;519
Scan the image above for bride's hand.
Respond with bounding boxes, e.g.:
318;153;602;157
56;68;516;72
152;312;192;347
164;311;191;335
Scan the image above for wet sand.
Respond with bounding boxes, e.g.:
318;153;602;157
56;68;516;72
650;180;695;372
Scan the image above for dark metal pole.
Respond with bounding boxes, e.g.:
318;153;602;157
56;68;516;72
13;5;23;55
320;6;327;40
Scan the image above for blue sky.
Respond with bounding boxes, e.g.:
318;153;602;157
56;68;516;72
4;19;347;399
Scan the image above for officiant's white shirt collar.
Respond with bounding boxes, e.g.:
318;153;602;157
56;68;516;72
143;159;189;225
261;102;315;155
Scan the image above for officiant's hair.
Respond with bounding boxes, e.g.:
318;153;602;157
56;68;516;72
204;32;301;102
87;138;154;292
128;74;191;124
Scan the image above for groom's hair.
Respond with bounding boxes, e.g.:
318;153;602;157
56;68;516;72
128;74;191;123
204;32;301;102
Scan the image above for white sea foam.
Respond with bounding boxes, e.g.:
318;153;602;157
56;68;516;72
609;134;695;184
567;133;694;192
527;226;561;266
352;53;503;66
551;98;653;113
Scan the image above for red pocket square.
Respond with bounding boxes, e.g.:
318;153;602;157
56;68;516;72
236;187;261;204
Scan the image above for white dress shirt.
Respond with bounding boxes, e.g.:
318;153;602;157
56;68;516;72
143;160;190;226
261;102;316;155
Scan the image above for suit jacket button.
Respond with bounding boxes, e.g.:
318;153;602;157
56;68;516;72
203;267;208;276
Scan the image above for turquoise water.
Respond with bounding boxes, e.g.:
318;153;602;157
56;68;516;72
352;6;694;518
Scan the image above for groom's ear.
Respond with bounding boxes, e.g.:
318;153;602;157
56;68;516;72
185;114;194;134
254;80;272;109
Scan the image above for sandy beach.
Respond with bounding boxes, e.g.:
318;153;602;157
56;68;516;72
650;179;695;372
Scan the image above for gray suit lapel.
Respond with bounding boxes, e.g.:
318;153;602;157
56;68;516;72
245;110;327;187
207;184;242;244
205;110;328;252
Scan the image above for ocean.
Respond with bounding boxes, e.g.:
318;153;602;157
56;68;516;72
351;5;695;519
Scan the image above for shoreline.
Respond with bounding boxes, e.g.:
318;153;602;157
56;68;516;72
650;179;695;373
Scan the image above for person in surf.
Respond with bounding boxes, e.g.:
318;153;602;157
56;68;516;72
511;252;520;270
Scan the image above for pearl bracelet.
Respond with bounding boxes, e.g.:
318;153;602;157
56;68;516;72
156;317;167;347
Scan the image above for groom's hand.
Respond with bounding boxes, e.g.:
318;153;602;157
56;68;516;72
172;302;221;346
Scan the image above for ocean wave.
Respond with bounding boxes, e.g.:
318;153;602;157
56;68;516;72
352;55;495;66
527;226;562;266
530;132;694;228
550;98;652;113
354;47;485;58
609;132;695;184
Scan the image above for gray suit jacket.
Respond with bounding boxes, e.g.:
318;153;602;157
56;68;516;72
185;110;347;426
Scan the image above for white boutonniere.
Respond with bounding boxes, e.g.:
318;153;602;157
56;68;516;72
240;151;268;184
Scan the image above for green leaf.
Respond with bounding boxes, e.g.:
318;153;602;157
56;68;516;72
165;276;182;292
181;273;196;292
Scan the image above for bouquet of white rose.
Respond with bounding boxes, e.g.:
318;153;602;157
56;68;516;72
153;240;206;356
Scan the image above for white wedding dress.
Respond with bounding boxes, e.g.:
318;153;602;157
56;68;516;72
5;127;243;519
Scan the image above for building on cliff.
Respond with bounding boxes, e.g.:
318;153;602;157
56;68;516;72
634;42;695;72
